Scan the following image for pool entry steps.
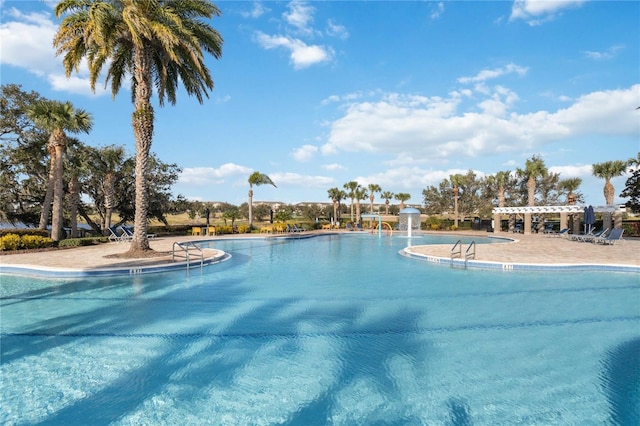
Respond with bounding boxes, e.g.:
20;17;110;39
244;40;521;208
450;240;476;269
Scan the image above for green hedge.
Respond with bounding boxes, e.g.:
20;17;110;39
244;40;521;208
58;237;109;248
0;228;49;238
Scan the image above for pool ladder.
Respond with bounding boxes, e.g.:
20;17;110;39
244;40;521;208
450;240;476;268
172;241;204;273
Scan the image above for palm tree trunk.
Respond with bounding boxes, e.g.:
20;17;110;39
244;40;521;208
527;176;536;207
68;176;80;238
453;186;459;227
385;200;389;215
103;172;116;234
128;45;154;254
39;145;56;230
51;131;66;241
604;180;614;205
332;199;337;224
248;188;253;228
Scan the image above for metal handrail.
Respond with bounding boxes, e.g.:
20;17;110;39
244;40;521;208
465;241;476;267
172;241;204;272
451;240;462;261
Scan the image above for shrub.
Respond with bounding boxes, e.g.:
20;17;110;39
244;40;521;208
237;225;249;234
58;237;109;247
0;228;49;238
21;235;54;249
0;233;22;251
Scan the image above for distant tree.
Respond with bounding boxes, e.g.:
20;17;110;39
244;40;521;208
355;186;368;223
593;160;628;205
517;155;548;207
450;174;464;227
327;187;346;223
222;206;241;227
380;191;394;214
248;171;276;228
394;193;411;210
558;177;583;205
26;100;92;241
367;183;381;213
620;153;640;213
343;181;359;222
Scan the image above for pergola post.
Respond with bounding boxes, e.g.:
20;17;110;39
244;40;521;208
524;213;532;235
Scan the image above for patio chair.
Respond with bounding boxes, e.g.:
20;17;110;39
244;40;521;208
573;228;608;242
592;228;624;245
548;228;570;238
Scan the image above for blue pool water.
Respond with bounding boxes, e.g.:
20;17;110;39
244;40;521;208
1;234;639;425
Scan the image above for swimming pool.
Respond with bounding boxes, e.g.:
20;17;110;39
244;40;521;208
1;234;638;424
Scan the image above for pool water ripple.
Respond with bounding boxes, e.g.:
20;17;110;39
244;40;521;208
1;234;638;425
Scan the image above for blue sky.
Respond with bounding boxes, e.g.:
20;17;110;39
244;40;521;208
1;0;638;207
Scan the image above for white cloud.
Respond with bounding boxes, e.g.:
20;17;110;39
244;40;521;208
283;1;315;36
549;164;593;178
324;84;640;164
430;2;445;20
326;19;349;40
458;63;528;84
241;2;269;19
0;9;58;75
510;0;586;26
291;144;318;162
254;32;333;69
0;8;110;96
322;163;346;171
583;44;624;61
269;172;335;188
179;163;253;186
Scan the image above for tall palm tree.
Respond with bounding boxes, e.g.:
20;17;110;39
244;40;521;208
97;145;126;233
558;177;582;205
518;155;548;207
327;187;345;225
367;183;381;214
450;174;464;227
343;181;359;222
592;160;627;205
380;191;394;214
248;171;276;229
64;139;90;238
54;0;223;255
355;186;368;224
394;193;411;210
26;100;92;241
494;170;512;208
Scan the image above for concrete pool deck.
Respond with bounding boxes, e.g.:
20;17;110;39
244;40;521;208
0;231;638;276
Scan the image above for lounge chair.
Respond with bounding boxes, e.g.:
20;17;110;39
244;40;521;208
592;228;624;245
573;228;608;242
121;225;156;239
293;224;306;232
548;228;570;238
513;223;523;233
108;226;131;243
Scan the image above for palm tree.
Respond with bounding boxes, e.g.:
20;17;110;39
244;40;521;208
450;174;464;227
327;187;345;225
97;145;126;233
380;191;394;215
39;141;57;230
64;139;90;238
248;171;276;229
367;183;381;214
558;177;582;205
26;100;92;241
518;155;548;207
592;160;627;205
343;181;359;222
54;0;223;255
355;186;368;224
394;193;411;210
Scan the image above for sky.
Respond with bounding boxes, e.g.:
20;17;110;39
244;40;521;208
1;0;639;208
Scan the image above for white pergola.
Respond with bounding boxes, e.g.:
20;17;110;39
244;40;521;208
491;205;625;234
